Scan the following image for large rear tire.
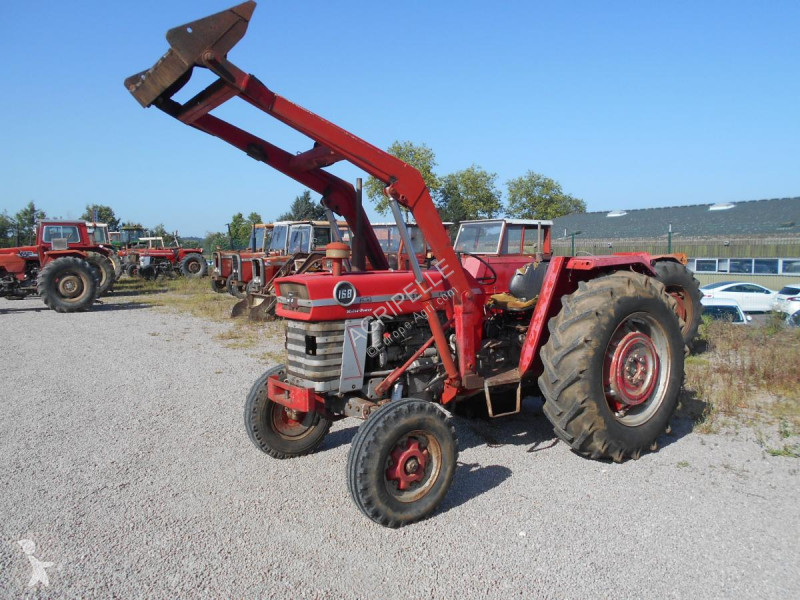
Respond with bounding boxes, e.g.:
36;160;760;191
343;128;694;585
84;252;115;296
37;257;98;313
539;272;684;462
244;365;332;459
180;253;207;278
653;260;702;347
347;399;458;528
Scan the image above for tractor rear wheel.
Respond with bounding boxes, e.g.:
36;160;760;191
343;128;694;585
244;365;331;459
653;260;702;347
85;252;115;296
180;253;207;278
226;274;245;298
37;256;98;313
347;399;458;528
539;271;684;462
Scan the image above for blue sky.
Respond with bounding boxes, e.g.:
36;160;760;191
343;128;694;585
1;1;798;236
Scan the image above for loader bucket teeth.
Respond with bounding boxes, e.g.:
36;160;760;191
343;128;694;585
124;1;256;107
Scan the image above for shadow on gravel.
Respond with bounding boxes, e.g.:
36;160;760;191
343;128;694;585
453;396;558;453
321;425;359;451
437;462;513;515
108;288;169;297
91;302;159;312
666;387;709;444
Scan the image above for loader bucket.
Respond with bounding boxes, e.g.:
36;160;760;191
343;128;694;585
230;291;277;321
124;1;256;108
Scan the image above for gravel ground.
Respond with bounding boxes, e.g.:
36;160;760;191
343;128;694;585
1;293;799;598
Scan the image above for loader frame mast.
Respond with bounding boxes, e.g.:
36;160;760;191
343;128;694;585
126;1;480;395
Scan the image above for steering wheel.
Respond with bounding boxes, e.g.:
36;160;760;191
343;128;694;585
458;252;498;286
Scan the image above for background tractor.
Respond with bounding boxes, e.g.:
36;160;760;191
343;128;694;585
128;1;690;528
0;222;99;312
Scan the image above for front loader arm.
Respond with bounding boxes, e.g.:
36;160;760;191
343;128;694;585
125;1;482;392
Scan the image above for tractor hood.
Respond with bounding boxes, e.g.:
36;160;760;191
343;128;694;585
274;270;454;322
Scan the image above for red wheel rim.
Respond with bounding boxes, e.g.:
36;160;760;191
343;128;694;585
269;403;314;440
603;313;672;426
384;432;442;503
607;331;659;407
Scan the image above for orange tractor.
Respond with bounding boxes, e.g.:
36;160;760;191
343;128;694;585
128;2;693;527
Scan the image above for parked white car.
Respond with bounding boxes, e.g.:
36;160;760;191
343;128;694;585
774;284;800;315
700;298;751;324
700;281;778;312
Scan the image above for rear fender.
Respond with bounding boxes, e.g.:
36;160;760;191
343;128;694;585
518;255;657;376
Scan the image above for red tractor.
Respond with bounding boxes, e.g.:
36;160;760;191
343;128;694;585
128;234;207;279
0;222;100;312
128;2;689;527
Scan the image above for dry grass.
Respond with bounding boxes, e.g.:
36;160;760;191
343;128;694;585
113;276;284;350
681;316;800;452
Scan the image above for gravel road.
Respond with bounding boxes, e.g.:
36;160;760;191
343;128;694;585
1;293;798;598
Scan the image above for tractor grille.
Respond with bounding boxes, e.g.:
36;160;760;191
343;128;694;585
285;320;346;393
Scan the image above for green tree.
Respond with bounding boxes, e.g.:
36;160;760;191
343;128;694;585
506;171;586;219
277;191;326;221
0;211;16;248
365;141;440;215
15;202;46;245
203;231;230;254
81;204;120;230
247;212;263;226
150;223;177;246
436;165;502;224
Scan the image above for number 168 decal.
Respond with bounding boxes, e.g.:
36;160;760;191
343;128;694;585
334;281;357;306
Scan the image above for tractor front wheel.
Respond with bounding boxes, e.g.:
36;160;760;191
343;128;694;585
539;271;684;462
347;399;458;528
226;274;245;298
125;263;139;278
37;256;98;313
180;253;207;278
244;365;331;459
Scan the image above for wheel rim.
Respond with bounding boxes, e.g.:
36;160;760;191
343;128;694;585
603;312;672;426
56;271;86;301
666;285;692;335
269;402;316;441
384;431;442;503
188;260;200;273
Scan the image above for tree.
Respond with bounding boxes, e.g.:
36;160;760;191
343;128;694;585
0;211;16;248
277;191;326;221
506;171;586;220
15;202;46;245
81;204;120;230
203;231;230;254
150;223;177;246
436;165;502;224
365;141;440;215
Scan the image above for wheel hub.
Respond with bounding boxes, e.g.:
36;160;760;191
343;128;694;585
608;331;659;407
386;438;428;491
57;274;82;298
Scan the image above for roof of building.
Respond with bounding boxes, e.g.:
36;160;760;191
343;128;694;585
551;197;800;239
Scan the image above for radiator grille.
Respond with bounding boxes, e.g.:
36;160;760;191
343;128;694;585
286;320;346;392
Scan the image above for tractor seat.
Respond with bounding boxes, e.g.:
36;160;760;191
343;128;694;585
488;260;549;312
489;292;537;311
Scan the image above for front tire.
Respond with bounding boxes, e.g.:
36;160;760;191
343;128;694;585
244;365;332;458
347;399;458;528
539;272;684;462
226;273;245;298
180;253;207;278
653;260;702;347
37;257;98;313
